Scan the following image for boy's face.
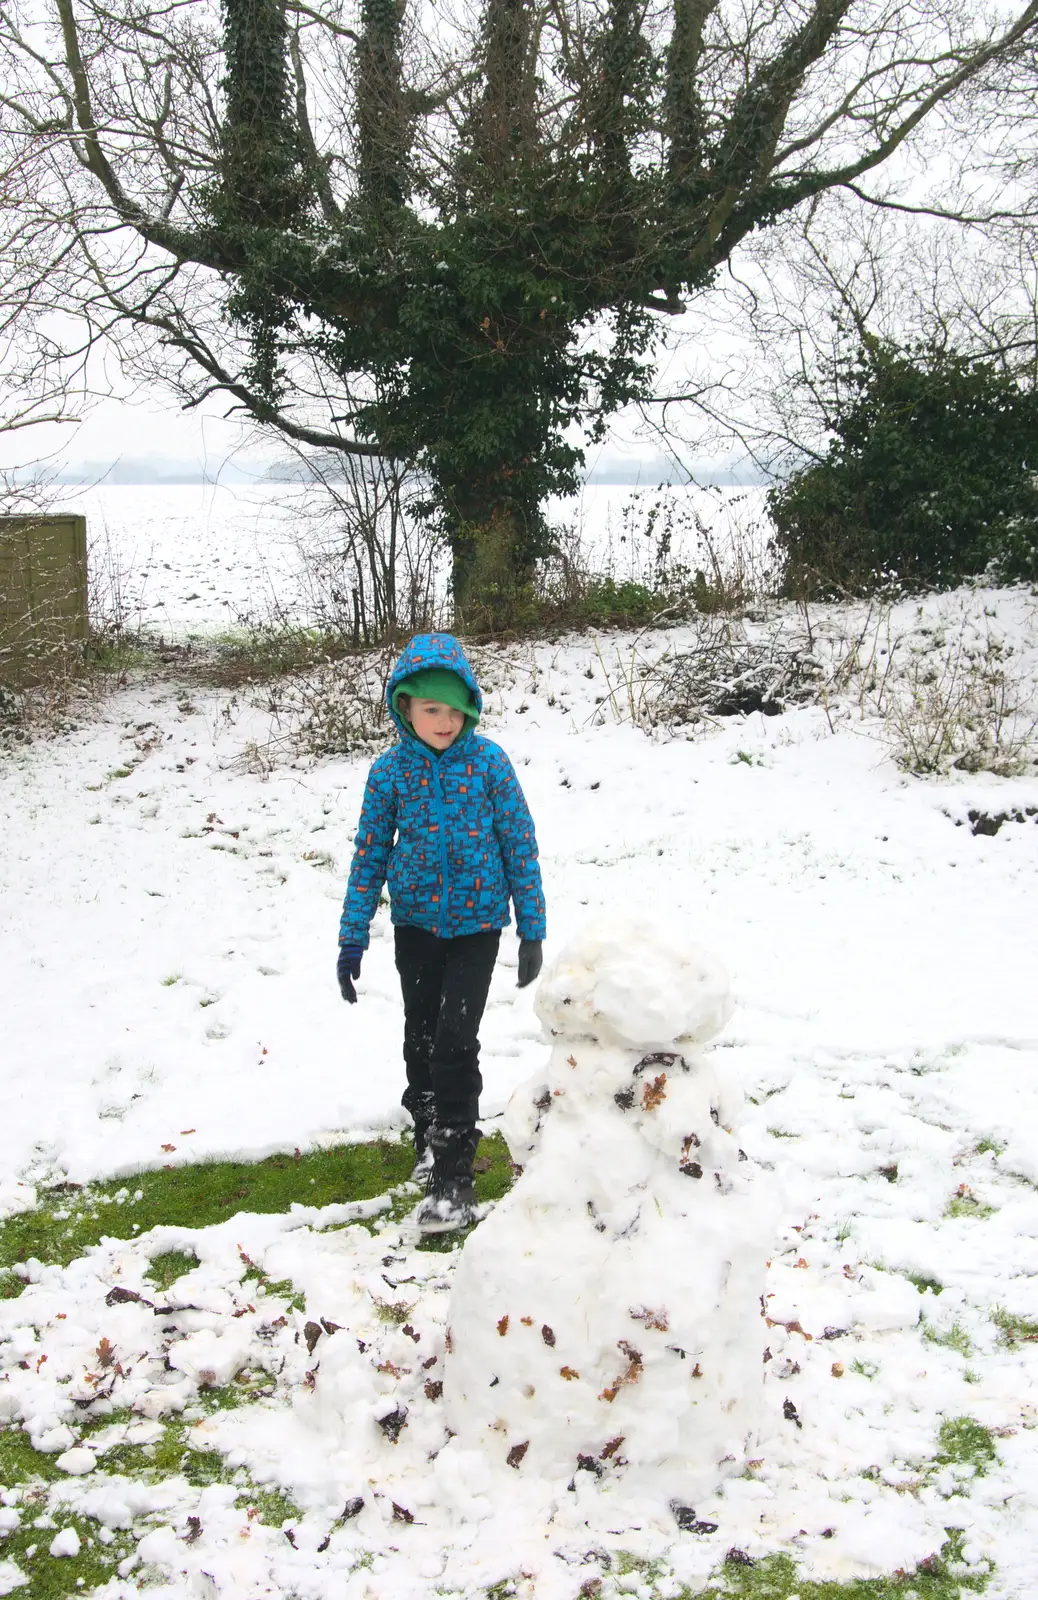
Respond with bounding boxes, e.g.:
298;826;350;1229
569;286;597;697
406;698;466;750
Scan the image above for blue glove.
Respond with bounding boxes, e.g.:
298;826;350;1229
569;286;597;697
337;944;363;1004
517;939;543;989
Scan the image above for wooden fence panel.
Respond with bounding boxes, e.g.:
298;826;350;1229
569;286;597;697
0;514;89;687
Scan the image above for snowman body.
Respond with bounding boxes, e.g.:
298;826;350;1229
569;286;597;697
442;920;772;1504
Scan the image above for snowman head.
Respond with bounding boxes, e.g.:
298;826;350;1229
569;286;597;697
534;918;733;1050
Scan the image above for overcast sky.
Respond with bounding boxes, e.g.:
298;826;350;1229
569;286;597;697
2;382;756;484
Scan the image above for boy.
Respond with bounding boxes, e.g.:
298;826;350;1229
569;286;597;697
337;633;546;1232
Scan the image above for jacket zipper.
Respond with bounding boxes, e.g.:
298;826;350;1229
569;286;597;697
429;753;449;937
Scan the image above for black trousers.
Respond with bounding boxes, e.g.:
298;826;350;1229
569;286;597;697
394;925;501;1129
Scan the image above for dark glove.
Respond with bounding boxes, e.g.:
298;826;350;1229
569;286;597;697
337;944;363;1004
517;939;543;989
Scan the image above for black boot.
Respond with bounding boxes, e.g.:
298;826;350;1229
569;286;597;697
409;1091;437;1182
416;1124;481;1233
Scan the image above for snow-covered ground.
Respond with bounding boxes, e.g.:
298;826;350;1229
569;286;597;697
76;484;318;637
1;545;1038;1596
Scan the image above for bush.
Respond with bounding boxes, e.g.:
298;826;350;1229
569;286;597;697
769;337;1038;596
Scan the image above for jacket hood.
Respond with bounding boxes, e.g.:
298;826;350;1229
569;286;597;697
386;634;482;739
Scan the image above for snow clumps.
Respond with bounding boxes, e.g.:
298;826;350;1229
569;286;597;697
443;918;774;1510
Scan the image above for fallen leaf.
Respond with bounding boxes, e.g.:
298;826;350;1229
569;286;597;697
765;1317;813;1340
599;1342;643;1401
642;1073;668;1111
630;1305;669;1332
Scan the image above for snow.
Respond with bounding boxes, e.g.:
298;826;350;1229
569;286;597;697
1;503;1038;1595
77;484;315;638
48;1525;81;1557
54;1445;98;1475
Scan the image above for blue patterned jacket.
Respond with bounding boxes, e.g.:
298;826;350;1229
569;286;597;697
339;634;546;948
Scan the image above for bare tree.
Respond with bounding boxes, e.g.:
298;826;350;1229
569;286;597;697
632;184;1038;489
2;0;1037;616
0;135;86;476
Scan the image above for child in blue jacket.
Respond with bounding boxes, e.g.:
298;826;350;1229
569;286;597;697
337;633;546;1232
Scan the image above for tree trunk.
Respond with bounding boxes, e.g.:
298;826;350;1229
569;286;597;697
447;497;541;633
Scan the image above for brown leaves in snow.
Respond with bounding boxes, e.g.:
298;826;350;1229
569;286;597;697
642;1074;667;1111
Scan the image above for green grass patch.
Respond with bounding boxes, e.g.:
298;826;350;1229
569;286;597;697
473;1132;516;1203
692;1536;986;1597
0;1425;68;1486
144;1248;198;1292
933;1417;998;1477
922;1320;973;1357
0;1501;136;1600
0;1407;300;1600
84;631;155;675
372;1295;415;1324
991;1306;1038;1346
944;1192;996;1221
0;1137;418;1295
241;1486;300;1528
905;1272;943;1296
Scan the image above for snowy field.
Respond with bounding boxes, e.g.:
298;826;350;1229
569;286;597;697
75;483;321;637
1;489;1038;1598
69;481;771;638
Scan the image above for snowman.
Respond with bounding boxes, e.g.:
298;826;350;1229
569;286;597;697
442;917;773;1512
